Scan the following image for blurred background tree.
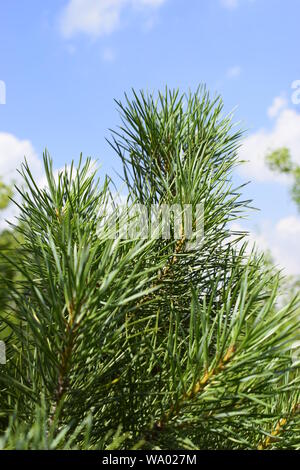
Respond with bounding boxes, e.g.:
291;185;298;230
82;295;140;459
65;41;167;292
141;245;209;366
266;147;300;211
0;179;13;211
0;179;18;326
265;148;300;310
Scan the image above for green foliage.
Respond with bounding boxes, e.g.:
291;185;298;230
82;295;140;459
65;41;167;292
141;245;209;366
0;231;18;313
0;179;13;211
0;88;299;450
265;147;300;311
266;147;293;174
266;147;300;210
291;166;300;210
0;180;19;319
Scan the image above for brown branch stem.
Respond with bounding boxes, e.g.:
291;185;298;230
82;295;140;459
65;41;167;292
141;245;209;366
258;403;300;450
153;344;236;432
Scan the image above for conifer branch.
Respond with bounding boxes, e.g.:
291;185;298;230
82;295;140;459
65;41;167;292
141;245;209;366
1;87;299;450
258;403;300;450
154;345;236;432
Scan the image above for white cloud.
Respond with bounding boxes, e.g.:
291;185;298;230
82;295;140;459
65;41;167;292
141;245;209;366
238;100;300;183
276;215;300;237
226;65;242;79
0;132;42;186
232;217;300;275
0;132;43;230
59;0;167;38
267;95;288;119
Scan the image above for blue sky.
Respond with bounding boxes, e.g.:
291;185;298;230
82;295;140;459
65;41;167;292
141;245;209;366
0;0;300;273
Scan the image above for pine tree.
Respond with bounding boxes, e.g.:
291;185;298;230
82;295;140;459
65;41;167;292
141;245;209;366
0;87;299;450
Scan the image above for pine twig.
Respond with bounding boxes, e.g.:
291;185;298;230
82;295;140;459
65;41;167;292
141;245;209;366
258;403;300;450
153;345;236;432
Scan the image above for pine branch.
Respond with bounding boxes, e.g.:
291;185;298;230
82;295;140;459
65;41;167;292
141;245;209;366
154;344;236;431
1;87;299;450
258;403;300;450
